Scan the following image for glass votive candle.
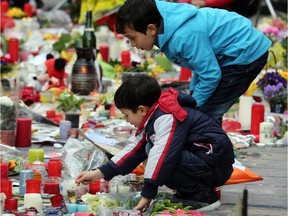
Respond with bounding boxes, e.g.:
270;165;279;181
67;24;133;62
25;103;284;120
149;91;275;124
50;193;64;207
28;148;44;164
4;198;18;211
0;180;12;199
0;163;9;180
44;180;60;194
26;179;41;193
89;180;101;194
47;158;62;178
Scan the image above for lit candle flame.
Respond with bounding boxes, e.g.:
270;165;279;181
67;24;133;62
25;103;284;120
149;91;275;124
81;66;87;74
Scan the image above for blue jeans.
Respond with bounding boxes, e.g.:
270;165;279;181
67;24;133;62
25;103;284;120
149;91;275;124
165;150;233;196
197;51;268;124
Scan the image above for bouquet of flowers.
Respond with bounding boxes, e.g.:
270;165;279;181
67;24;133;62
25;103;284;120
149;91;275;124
0;96;17;130
256;71;288;112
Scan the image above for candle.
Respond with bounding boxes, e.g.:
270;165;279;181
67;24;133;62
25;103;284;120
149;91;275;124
238;96;254;129
23;193;42;212
23;3;33;17
77;204;89;212
0;163;9;180
89;180;101;194
46;110;56;118
259;122;274;144
250;103;265;135
1;1;9;14
4;198;18;211
19;170;34;195
8;38;19;63
50;194;64;207
28;149;44;164
47;159;62;177
66;203;78;214
121;50;131;68
0;180;12;199
179;67;192;81
44;182;60;194
26;179;41;193
100;45;109;63
59;121;71;139
15;118;32;147
117;185;131;193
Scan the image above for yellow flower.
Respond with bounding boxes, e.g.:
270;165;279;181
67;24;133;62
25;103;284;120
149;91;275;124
113;64;123;73
7;7;26;18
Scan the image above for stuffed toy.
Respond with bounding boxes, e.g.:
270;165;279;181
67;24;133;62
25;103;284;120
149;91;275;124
34;54;67;91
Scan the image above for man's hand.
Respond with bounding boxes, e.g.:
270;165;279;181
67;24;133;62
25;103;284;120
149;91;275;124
75;169;104;185
133;196;151;211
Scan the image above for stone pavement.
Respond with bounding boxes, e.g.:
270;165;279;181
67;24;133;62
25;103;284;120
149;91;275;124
208;145;288;216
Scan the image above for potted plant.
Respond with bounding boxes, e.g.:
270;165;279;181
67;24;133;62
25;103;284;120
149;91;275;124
55;90;85;128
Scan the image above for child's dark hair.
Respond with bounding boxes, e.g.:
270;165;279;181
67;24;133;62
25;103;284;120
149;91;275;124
116;0;162;34
114;74;162;113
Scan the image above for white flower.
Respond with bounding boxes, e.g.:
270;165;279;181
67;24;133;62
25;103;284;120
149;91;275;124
0;96;14;107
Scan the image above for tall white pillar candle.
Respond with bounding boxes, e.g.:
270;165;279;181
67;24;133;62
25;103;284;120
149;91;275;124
259;122;274;144
238;96;254;129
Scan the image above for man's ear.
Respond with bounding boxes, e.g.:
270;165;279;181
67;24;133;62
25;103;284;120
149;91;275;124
138;105;149;116
147;24;157;36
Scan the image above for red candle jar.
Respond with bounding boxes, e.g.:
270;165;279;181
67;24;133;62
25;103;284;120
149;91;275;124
46;110;56;119
121;50;131;68
89;180;101;194
44;181;60;194
1;1;9;14
23;3;33;17
48;159;62;177
4;198;18;211
179;67;192;81
26;179;41;193
100;45;109;63
0;180;12;199
15;118;32;147
8;38;19;63
50;193;64;207
0;163;9;180
250;103;265;135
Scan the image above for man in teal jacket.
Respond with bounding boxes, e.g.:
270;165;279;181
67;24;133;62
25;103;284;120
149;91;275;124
115;0;271;124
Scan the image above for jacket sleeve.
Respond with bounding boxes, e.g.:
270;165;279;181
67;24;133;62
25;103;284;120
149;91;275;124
99;132;147;180
175;32;222;107
143;114;190;198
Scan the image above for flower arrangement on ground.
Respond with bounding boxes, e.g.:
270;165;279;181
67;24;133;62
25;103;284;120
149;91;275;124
0;96;17;130
256;71;287;113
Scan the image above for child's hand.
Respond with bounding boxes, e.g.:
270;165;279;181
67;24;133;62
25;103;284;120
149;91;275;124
75;169;104;185
133;196;151;211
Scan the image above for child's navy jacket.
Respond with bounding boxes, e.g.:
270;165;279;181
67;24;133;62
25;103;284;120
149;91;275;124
99;88;234;199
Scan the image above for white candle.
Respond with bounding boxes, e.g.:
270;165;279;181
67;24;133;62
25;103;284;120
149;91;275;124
259;122;274;144
24;193;43;212
238;96;254;129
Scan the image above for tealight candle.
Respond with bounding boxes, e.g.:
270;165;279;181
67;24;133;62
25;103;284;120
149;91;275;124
28;149;44;164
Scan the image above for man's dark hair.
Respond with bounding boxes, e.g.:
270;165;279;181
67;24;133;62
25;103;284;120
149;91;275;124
114;74;162;113
116;0;162;34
